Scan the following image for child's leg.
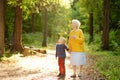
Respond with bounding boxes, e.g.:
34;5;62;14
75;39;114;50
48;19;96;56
58;58;65;74
58;58;61;74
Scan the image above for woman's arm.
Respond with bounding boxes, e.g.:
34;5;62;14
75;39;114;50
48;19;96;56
76;30;84;44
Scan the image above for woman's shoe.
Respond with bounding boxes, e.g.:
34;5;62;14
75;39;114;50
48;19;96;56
78;72;82;77
70;74;76;78
78;73;82;77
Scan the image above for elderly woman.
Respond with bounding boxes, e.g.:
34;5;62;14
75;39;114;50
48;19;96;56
68;19;86;78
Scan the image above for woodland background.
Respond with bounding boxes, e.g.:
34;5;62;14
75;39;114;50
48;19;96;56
0;0;120;80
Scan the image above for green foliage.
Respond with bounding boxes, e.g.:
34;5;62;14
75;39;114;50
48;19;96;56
5;5;14;41
46;5;71;39
110;0;120;30
22;0;38;19
109;30;120;55
85;32;120;80
23;13;43;33
22;32;43;48
85;29;120;55
70;0;104;35
22;32;58;48
7;0;17;6
85;32;102;51
97;55;120;80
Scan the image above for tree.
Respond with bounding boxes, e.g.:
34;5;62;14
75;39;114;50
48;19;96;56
109;0;120;30
74;0;103;44
73;0;95;44
42;8;48;47
22;0;38;33
30;13;35;33
35;0;60;47
0;0;5;55
83;0;95;44
102;0;109;50
11;0;23;52
89;12;94;44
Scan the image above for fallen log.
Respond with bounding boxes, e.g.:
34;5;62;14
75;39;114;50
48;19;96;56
23;46;46;56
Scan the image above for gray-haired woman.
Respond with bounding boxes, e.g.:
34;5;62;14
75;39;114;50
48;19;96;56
68;19;86;78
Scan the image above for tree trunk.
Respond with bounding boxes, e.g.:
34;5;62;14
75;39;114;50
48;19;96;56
99;24;103;32
102;0;109;50
0;0;5;55
89;12;94;44
48;27;52;38
42;9;48;47
31;13;34;33
12;0;23;52
5;1;9;42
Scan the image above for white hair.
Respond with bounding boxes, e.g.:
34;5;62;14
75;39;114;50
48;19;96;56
72;19;81;28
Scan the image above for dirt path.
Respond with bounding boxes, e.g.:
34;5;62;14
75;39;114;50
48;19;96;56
0;50;104;80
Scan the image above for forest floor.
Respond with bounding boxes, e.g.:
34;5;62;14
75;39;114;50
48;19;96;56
0;49;106;80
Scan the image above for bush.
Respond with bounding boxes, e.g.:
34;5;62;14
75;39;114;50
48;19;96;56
97;55;120;80
85;40;120;80
109;30;120;54
22;32;43;48
85;33;102;51
22;32;56;48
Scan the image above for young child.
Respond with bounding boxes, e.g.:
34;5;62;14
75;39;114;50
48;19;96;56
55;37;69;78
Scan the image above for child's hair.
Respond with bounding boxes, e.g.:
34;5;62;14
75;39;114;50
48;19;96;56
58;37;66;44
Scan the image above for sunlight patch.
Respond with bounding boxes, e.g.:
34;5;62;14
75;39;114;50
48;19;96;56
18;57;42;70
59;0;71;8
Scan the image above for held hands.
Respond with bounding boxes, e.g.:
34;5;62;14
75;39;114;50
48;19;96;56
68;50;71;54
55;56;58;60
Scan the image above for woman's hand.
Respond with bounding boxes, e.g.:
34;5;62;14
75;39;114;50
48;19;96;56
71;35;76;39
68;50;71;54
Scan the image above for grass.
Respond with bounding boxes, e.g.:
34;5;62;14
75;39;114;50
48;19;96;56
84;32;120;80
85;44;120;80
97;55;120;80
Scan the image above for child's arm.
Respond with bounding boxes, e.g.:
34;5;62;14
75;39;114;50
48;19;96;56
55;52;57;57
65;44;69;52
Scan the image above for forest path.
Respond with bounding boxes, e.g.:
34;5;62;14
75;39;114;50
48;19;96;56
0;50;104;80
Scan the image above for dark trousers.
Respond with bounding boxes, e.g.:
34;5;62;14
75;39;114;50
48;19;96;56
58;58;65;74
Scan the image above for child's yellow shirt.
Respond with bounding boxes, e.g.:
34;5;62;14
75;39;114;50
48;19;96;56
68;29;84;52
